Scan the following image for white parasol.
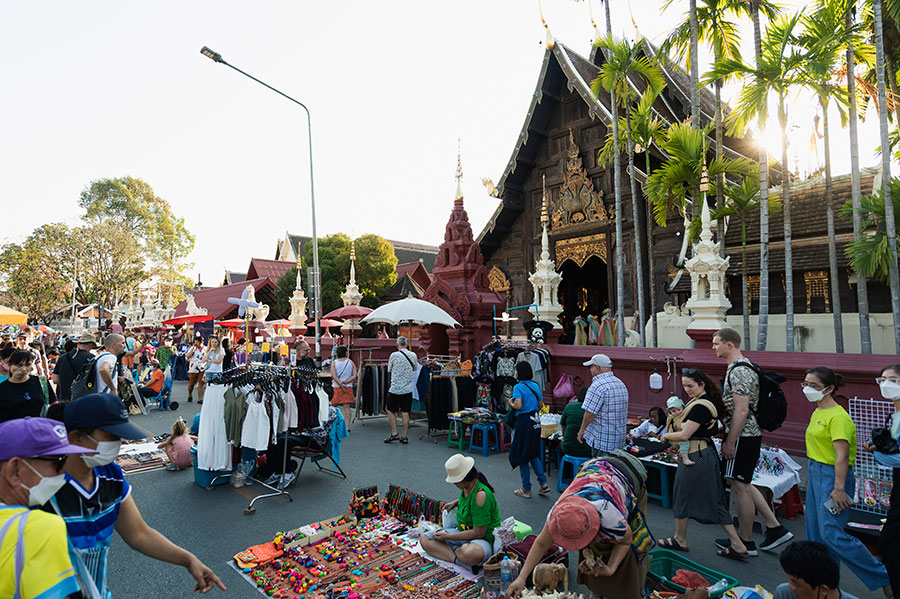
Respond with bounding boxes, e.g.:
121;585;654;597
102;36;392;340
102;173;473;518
361;296;460;329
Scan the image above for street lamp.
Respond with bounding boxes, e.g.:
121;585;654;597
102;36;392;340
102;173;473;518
200;45;323;364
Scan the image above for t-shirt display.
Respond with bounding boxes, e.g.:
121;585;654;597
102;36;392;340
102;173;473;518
0;377;45;423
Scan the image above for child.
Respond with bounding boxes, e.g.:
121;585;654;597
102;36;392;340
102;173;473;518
158;418;195;470
666;396;695;466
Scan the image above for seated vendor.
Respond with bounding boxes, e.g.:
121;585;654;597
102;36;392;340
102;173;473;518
137;360;164;398
774;541;859;599
420;453;501;571
628;406;667;438
507;456;651;599
559;390;592;458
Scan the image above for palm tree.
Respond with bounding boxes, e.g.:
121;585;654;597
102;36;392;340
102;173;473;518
872;0;900;353
798;0;852;352
842;177;900;283
646;122;755;229
598;88;667;347
660;0;779;252
712;177;782;348
709;11;806;351
592;35;663;346
846;5;874;353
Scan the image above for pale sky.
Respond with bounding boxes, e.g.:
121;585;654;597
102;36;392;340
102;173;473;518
0;1;884;290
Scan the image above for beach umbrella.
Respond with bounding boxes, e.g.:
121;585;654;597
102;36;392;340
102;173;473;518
361;296;459;340
324;305;373;320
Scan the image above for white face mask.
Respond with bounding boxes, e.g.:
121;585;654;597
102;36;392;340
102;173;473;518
81;436;122;468
803;386;825;403
20;460;67;507
880;380;900;400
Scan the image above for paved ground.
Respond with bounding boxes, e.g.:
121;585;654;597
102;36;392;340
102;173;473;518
106;381;873;598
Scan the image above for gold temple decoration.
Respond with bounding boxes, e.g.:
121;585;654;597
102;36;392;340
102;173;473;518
487;266;511;294
804;270;830;313
747;274;760;313
555;233;607;267
551;129;608;231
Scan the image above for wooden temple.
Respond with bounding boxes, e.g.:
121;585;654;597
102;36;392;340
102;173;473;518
475;38;892;341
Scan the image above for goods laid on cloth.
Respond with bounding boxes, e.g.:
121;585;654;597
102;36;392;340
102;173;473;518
114;440;170;474
232;514;482;598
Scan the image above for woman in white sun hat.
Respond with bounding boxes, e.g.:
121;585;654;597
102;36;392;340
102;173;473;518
419;453;501;571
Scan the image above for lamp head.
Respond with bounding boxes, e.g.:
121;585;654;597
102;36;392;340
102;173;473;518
200;46;224;63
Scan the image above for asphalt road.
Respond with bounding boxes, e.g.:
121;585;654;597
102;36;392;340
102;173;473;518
105;380;874;598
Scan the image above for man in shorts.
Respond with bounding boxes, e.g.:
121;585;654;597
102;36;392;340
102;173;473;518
384;336;417;445
713;328;793;555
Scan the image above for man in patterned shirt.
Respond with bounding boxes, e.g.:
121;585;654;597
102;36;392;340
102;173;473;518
713;328;793;555
384;336;417;445
577;354;629;456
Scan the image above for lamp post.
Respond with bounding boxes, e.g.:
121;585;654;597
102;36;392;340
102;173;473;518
200;46;323;364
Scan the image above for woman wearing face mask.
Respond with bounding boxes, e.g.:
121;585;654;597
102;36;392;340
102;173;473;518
866;365;900;595
45;393;226;597
801;367;891;596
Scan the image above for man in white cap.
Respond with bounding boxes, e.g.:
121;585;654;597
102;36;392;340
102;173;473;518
577;354;629;457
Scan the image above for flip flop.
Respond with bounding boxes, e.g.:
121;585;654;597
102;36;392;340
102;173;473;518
538;484;551;495
400;437;409;444
658;537;689;552
513;489;532;499
384;434;400;443
717;546;749;561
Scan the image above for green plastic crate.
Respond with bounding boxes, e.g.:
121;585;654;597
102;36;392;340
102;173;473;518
647;548;738;597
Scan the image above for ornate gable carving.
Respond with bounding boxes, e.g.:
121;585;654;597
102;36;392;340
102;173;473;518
550;129;608;231
487;266;511;293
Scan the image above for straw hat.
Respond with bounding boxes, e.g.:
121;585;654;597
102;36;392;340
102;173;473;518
444;453;475;484
76;332;98;346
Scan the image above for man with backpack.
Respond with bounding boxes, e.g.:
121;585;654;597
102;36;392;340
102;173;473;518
95;334;127;395
712;327;793;554
52;333;97;402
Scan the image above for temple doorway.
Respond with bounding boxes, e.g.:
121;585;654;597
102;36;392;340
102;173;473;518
558;256;608;342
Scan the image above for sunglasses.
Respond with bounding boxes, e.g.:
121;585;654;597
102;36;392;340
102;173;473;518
681;368;699;375
28;455;68;473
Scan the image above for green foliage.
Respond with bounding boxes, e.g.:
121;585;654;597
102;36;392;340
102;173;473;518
841;177;900;281
591;35;665;109
276;234;399;318
645;122;756;225
597;89;665;169
0;226;72;323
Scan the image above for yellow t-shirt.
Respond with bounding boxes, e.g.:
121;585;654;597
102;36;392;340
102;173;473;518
805;405;857;467
0;506;79;599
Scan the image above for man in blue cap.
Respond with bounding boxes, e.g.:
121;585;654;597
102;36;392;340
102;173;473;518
0;417;97;599
47;393;225;596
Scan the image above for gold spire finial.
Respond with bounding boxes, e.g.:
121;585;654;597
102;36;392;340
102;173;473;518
350;240;356;262
588;0;600;39
699;146;710;193
538;0;555;48
455;139;464;200
541;175;549;226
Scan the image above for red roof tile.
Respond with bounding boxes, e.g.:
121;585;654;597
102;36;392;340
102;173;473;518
246;258;295;283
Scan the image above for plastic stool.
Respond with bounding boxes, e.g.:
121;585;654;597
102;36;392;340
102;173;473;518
775;484;805;520
497;422;512;453
469;424;499;457
447;420;466;450
557;454;591;492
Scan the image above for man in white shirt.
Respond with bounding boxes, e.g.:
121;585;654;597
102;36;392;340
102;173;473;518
384;336;417;445
96;334;127;394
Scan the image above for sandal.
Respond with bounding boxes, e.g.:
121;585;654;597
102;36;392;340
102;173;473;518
717;547;749;561
165;464;178;471
384;434;400;443
658;537;689;552
538;484;551;495
400;437;408;444
513;489;532;498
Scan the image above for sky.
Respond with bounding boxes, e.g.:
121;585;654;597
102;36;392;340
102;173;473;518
0;1;887;293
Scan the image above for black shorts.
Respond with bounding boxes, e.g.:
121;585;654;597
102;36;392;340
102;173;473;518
386;392;413;413
723;435;762;483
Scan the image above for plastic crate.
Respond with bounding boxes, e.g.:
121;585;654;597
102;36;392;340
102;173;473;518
647;548;738;597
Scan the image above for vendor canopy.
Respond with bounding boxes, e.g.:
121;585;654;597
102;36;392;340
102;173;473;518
0;305;27;326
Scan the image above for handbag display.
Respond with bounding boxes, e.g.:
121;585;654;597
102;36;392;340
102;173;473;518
553;374;575;401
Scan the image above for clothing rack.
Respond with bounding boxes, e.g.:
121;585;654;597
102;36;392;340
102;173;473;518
204;363;321;514
354;358;389;425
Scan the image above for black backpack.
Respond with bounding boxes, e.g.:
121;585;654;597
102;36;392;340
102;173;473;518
70;352;109;399
729;362;788;432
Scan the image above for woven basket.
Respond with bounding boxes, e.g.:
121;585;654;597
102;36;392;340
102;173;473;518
482;551;513;591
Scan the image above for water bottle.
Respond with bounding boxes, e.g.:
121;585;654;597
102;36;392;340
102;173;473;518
500;556;512;592
706;578;730;594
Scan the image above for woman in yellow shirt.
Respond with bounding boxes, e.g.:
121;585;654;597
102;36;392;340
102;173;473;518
802;366;890;595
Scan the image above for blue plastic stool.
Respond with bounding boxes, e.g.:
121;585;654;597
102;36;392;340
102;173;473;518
557;454;591;492
469;424;499;457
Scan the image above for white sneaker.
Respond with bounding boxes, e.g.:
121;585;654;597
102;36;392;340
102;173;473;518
277;472;295;489
264;473;281;486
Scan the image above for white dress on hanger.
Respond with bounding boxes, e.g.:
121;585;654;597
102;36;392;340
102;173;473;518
197;380;232;471
241;393;271;451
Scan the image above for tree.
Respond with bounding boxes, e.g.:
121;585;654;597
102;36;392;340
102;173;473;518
279;233;398;319
592;34;663;345
594;38;664;347
710;11;806;351
842;177;900;283
872;0;900;352
712;177;782;348
0;226;72;323
75;222;146;309
79;176;195;308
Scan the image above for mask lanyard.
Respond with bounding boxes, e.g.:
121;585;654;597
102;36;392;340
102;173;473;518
49;498;103;599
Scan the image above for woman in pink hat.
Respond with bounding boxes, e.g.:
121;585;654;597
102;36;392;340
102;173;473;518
506;456;651;599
